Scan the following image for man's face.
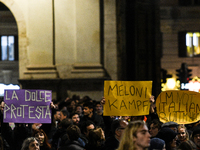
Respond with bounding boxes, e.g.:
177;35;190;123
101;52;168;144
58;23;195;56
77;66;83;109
194;134;200;147
72;114;80;125
115;120;128;140
134;125;151;149
149;123;159;137
96;104;103;113
83;107;92;116
76;106;82;115
60;112;67;121
54;111;61;121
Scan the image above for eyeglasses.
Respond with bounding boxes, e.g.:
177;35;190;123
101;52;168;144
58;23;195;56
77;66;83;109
117;127;125;130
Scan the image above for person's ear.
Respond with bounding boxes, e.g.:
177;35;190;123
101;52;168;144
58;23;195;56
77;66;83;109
115;129;121;137
133;136;137;142
115;129;119;136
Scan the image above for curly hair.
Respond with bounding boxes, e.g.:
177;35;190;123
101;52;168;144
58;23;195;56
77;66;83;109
178;124;189;142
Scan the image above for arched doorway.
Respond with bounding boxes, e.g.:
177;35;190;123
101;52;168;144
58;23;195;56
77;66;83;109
0;2;20;94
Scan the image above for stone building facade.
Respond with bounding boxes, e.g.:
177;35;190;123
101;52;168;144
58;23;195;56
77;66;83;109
161;0;200;84
0;0;161;100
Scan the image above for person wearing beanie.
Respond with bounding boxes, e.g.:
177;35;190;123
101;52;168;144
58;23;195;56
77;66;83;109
161;121;178;133
156;127;177;150
148;138;166;150
191;126;200;150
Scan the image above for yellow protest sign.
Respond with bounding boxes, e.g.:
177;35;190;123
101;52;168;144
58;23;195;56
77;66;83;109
156;90;200;124
103;81;152;116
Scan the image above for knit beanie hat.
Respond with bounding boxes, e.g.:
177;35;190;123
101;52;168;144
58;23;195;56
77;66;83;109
149;138;165;150
156;127;177;143
161;121;178;128
192;126;200;138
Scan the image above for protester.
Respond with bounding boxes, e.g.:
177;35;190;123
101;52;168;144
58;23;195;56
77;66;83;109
156;127;177;150
33;129;51;150
48;110;61;142
161;121;178;133
117;120;151;150
80;102;104;129
51;118;73;150
58;125;84;150
53;110;61;128
60;109;69;121
149;119;162;138
95;102;103;116
69;99;77;113
0;101;14;150
21;137;40;150
75;105;84;119
191;126;200;149
79;120;95;144
85;127;105;150
149;138;166;150
104;119;128;150
2;93;188;150
177;125;189;144
71;113;80;126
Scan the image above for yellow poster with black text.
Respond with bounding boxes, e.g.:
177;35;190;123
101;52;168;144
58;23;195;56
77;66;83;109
156;90;200;124
103;81;152;116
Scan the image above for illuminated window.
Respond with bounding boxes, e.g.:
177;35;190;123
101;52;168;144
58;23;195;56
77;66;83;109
178;32;200;57
0;35;18;61
186;32;200;57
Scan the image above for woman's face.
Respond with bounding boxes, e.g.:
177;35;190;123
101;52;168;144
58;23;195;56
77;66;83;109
35;132;45;144
178;128;186;142
29;140;40;150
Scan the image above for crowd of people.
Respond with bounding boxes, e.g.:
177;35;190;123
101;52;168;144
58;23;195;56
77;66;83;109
0;94;200;150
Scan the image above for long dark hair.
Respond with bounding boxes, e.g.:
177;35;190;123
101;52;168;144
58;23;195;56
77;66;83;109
32;129;51;149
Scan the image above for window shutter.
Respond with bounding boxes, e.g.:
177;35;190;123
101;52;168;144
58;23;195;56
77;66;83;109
14;35;18;61
178;32;187;57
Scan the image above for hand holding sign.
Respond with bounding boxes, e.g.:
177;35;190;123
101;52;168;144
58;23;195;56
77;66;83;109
156;90;200;124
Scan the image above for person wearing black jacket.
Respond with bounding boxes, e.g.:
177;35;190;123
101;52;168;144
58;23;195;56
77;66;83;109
80;102;104;130
51;118;73;150
58;125;84;150
104;119;128;150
